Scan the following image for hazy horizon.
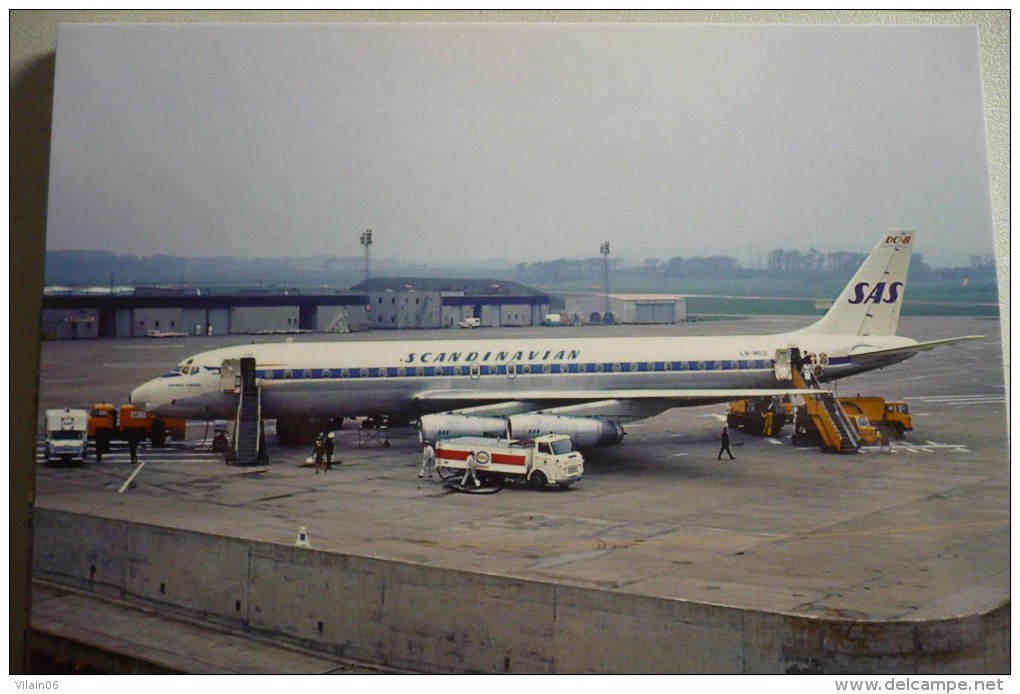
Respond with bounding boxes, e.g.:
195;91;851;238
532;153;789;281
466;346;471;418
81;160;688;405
46;24;995;269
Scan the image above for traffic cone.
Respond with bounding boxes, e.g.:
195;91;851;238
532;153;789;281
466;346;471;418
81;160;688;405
296;526;311;547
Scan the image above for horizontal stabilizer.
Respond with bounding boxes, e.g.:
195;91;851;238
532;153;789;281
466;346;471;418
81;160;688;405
840;334;983;373
847;335;984;367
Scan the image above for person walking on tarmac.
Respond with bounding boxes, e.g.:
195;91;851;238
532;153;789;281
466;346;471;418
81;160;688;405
460;450;481;488
419;441;436;479
127;429;142;465
312;436;327;474
324;432;336;469
718;426;735;460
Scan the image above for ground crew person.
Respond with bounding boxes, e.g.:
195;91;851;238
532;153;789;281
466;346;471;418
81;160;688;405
718;426;735;460
127;429;141;464
313;436;327;473
95;429;111;462
324;432;335;469
460;450;480;488
419;442;436;479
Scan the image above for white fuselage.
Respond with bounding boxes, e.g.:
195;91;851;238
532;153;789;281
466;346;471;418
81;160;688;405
129;330;918;421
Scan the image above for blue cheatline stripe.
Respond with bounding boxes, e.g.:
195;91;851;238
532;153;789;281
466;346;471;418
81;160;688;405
254;359;784;380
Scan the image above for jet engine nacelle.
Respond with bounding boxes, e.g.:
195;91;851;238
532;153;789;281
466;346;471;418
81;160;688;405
508;414;624;448
418;413;509;445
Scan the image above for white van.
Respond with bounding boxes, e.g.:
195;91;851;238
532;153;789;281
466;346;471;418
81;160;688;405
44;408;89;464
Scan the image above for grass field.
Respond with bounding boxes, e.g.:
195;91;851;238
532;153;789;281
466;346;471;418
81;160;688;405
541;275;1000;318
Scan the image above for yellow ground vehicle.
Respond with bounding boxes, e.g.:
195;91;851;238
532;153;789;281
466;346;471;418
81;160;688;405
726;396;792;436
88;403;187;449
838;397;913;438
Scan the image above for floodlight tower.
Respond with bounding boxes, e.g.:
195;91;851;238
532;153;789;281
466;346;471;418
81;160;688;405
360;229;373;282
600;241;611;313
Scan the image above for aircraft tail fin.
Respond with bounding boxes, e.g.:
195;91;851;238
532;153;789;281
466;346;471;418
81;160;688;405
802;231;914;337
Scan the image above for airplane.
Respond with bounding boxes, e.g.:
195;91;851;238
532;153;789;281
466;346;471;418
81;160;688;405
129;231;982;448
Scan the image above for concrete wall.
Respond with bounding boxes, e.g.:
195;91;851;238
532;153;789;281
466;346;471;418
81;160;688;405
314;305;370;332
366;291;442;330
498;303;531;327
441;305;473;329
40;309;100;340
33;508;1008;674
229;306;300;334
181;308;208;336
566;296;685;324
131;308;185;336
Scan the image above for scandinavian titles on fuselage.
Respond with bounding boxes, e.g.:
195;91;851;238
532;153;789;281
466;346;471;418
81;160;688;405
400;349;582;364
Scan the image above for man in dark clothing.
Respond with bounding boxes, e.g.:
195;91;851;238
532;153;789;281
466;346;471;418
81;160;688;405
718;426;735;460
313;437;326;473
127;429;142;464
324;432;335;469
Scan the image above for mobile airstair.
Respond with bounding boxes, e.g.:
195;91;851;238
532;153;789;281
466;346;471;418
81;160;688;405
223;357;267;465
780;348;860;454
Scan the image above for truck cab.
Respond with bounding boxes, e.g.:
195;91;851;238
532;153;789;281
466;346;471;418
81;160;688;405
838;396;913;438
89;402;186;448
528;434;584;488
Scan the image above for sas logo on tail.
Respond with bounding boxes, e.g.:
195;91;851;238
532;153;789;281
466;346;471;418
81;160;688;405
849;281;904;305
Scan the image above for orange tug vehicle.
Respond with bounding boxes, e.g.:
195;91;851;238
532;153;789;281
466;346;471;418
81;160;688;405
88;403;187;455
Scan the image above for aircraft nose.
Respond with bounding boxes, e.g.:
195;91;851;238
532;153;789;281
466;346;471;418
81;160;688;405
129;380;154;411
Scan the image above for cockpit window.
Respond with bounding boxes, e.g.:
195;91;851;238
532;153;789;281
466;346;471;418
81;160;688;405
163;362;194;378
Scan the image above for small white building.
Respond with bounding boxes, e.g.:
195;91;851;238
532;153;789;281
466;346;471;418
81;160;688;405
566;294;686;325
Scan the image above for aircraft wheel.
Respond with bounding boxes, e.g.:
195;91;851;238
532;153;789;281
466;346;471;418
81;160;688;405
212;433;229;452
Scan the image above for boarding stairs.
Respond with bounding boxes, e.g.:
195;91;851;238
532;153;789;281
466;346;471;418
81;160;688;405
324;311;350;333
791;359;860;454
229;357;267;465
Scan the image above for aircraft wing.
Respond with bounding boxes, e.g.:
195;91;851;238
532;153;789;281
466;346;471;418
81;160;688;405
415;388;819;408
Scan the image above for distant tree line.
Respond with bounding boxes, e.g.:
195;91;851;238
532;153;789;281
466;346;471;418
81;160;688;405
513;248;994;285
44;247;993;290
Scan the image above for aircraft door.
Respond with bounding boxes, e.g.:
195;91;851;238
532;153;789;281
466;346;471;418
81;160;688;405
221;359;241;393
774;349;793;381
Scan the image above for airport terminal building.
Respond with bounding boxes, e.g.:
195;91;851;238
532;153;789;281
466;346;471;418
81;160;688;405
40;279;553;339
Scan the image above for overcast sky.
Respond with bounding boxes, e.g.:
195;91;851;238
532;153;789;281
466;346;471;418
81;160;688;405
46;23;994;267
